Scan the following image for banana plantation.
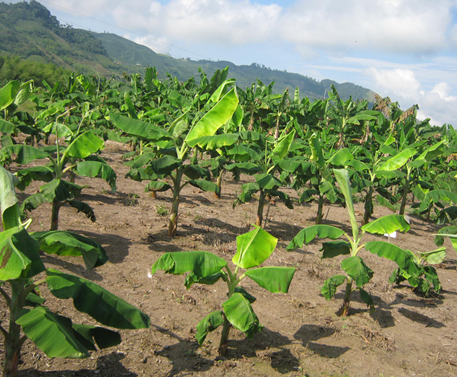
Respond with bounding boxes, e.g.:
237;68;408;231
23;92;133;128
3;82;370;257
1;67;457;376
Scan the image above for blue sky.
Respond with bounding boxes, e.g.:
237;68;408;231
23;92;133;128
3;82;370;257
12;0;457;126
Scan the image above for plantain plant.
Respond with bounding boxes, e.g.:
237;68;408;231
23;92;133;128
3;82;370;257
152;226;295;355
287;169;411;315
0;166;149;377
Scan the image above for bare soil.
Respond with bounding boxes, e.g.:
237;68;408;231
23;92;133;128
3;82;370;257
2;141;457;377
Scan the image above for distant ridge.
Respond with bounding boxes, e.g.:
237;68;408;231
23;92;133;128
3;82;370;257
0;0;375;102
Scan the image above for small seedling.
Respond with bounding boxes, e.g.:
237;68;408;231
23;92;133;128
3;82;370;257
156;204;169;216
152;226;295;355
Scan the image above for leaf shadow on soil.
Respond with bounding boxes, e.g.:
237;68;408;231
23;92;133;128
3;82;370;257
19;352;136;377
71;229;132;264
294;324;349;358
156;328;301;376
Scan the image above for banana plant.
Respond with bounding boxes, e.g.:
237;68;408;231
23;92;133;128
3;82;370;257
228;129;296;227
389;247;445;295
0;166;150;377
3;111;116;230
111;83;239;236
152;226;295;355
287;169;411;315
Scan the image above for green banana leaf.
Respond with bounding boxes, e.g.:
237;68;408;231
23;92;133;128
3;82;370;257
17;306;89;358
0;80;21;111
149;155;182;176
186;133;239;149
365;241;409;269
222;293;263;339
46;269;150;329
110;112;171;141
256;174;282;190
68;200;96;222
75;160;117;192
233;226;278;269
30;231;108;270
333;169;359;240
273;130;295;159
3;144;49;164
321;275;347;300
341;256;373;288
195;311;224;345
0;227;45;280
0;166;20;229
361;214;410;235
185;88;239;142
189;179;220;194
245;267;295;293
327;148;354;166
0;119;15;134
152;251;227;278
64;131;104;159
321;241;351;259
378;148;416;171
72;323;122;351
287;225;344;251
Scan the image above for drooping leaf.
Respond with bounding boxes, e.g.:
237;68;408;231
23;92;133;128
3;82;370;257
195;311;224;345
187;133;239;149
233;226;278;269
378;148;416;171
68;200;96;222
417;248;446;265
16;306;89;359
46;269;150;329
110;112;171;141
321;275;347;300
64;131;104;159
0;227;45;280
31;231;108;270
359;288;374;311
3;145;49;164
222;293;263;339
149;155;182;175
365;241;409;269
72;323;121;351
287;225;344;251
152;251;227;278
0;166;20;229
320;241;351;259
75;161;117;192
189;179;219;194
245;267;295;293
341;256;373;288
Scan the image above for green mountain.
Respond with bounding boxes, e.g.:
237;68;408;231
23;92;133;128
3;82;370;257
0;0;375;102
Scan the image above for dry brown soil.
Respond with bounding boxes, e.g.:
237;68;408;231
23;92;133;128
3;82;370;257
2;141;457;377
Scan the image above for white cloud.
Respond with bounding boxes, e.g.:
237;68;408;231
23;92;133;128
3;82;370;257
364;67;421;100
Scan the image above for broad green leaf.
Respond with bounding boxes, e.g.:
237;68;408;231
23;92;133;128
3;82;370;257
189;179;219;194
31;231;108;270
110;112;171;141
42;122;73;138
417;248;446;265
0;166;20;229
0;80;20;111
327;148;353;166
321;275;347;300
149;155;182;175
309;133;324;167
75;161;117;192
245;267;295;293
287;225;344;251
321;241;351;259
16;306;88;358
273;130;295;159
378;148;416;171
0;227;45;280
3;145;49;164
234;287;256;303
222;293;263;339
359;288;374;311
419;190;457;212
195;311;224;345
255;174;281;190
365;241;409;269
334;169;359;240
65;131;104;159
183;165;210;180
152;251;227;278
233;226;278;269
72;323;121;351
46;269;150;329
362;214;410;234
68;200;96;222
341;256;373;287
186;133;239;149
184;271;226;289
146;180;171;192
0;119;15;134
185;88;239;142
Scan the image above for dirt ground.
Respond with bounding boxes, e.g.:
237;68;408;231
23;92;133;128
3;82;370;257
2;141;457;377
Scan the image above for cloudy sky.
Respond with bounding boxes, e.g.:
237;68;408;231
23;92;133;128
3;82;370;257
26;0;457;126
